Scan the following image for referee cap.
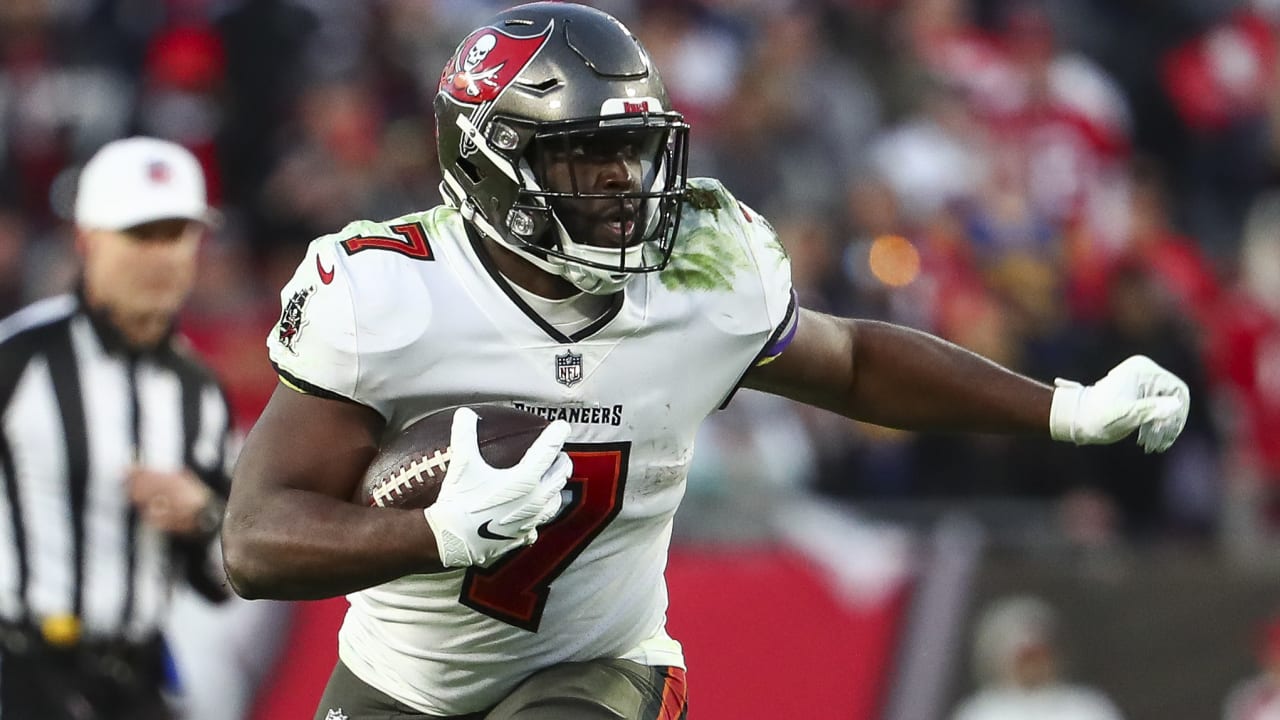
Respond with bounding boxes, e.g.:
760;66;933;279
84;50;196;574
75;137;213;231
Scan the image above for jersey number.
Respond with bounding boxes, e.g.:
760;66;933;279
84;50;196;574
460;443;629;631
339;221;434;260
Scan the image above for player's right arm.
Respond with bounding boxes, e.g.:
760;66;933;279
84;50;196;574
222;228;568;600
224;388;570;601
222;383;440;600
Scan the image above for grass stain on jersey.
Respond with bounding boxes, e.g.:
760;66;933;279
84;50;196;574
661;226;748;291
757;218;789;267
685;187;723;213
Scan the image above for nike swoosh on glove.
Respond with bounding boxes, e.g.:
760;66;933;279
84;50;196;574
1049;354;1191;453
424;408;572;569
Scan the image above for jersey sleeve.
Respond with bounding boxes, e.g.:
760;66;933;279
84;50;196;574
265;215;439;420
267;233;362;404
733;198;798;367
679;179;796;408
696;180;796;366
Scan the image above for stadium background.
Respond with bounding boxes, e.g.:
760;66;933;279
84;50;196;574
4;0;1280;717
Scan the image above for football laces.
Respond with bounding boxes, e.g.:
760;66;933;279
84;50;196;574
370;448;452;507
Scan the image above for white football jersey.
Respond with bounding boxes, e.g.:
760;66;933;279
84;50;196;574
267;178;796;714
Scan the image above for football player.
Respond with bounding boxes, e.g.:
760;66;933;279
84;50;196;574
222;3;1191;719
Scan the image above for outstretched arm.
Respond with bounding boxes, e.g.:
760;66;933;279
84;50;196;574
744;312;1050;433
743;309;1187;449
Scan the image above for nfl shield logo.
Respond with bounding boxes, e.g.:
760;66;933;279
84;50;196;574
555;350;583;387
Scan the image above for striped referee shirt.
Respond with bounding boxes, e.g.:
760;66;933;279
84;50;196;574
0;292;232;642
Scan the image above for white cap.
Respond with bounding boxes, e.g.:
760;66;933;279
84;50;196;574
74;136;212;231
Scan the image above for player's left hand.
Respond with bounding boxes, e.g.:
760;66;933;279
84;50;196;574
126;466;220;536
1049;354;1190;453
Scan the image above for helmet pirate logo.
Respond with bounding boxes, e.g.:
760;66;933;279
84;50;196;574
439;25;552;106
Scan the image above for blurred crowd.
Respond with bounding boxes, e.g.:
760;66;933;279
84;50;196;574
3;0;1280;549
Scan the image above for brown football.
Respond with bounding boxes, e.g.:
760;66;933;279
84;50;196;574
356;405;550;509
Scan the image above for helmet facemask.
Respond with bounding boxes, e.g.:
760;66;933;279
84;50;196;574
505;114;689;294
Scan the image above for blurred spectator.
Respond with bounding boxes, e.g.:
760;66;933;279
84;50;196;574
704;1;880;218
1223;614;1280;720
0;0;134;226
951;595;1125;720
632;1;746;137
138;25;228;205
213;0;317;251
261;79;392;242
1160;4;1278;258
865;75;990;227
983;2;1133;253
1118;157;1223;331
1207;191;1280;530
897;0;1014;110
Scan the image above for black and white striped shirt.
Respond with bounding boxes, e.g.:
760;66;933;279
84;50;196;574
0;293;231;642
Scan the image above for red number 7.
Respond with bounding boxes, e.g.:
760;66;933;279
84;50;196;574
460;443;629;631
339;221;434;260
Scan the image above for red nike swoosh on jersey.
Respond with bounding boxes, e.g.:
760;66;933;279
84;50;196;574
316;255;335;285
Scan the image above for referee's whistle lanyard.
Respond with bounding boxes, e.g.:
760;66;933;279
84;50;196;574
127;352;142;464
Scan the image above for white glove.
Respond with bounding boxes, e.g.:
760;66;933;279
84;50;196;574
424;408;572;568
1049;355;1190;453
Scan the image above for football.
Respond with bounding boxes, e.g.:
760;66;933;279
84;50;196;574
355;404;550;509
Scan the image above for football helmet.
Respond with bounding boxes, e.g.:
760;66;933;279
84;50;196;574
434;2;690;295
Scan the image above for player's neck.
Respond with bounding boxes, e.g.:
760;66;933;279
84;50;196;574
479;236;580;300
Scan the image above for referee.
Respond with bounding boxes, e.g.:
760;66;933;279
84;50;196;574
0;137;231;719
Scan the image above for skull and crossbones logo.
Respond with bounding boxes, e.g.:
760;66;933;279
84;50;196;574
439;25;552;106
454;33;505;97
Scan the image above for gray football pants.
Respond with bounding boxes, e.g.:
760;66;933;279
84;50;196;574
313;657;688;720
